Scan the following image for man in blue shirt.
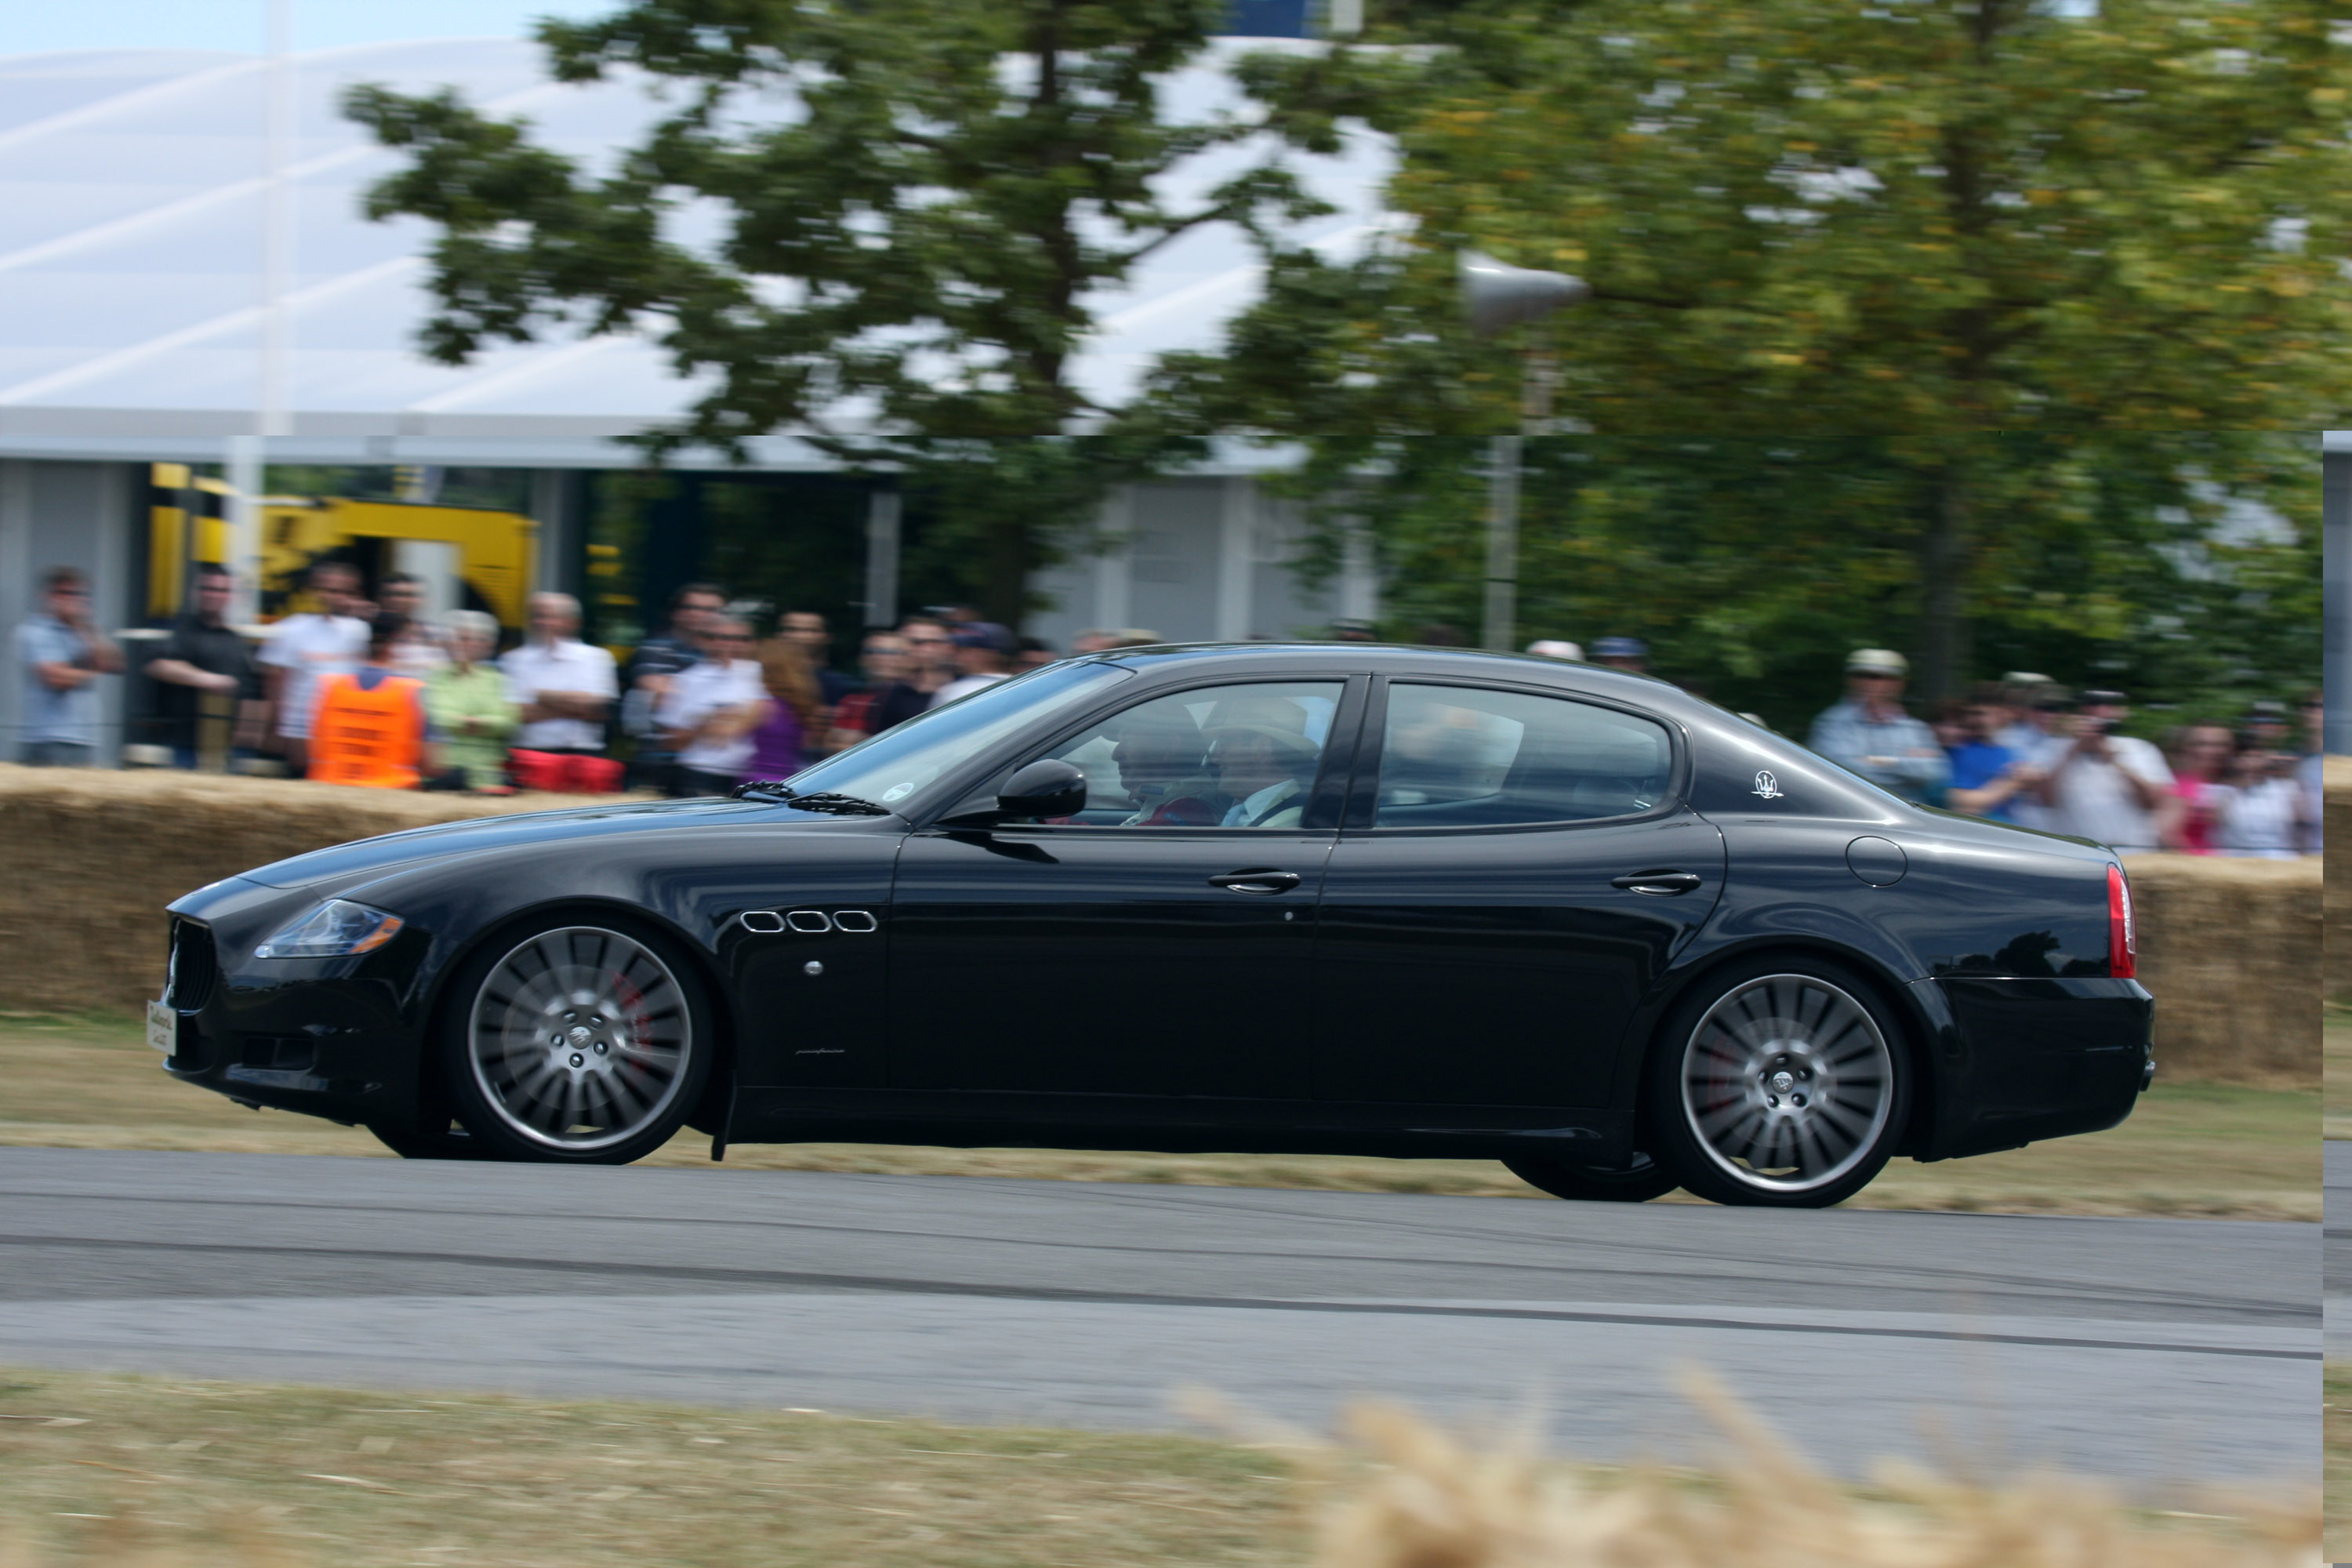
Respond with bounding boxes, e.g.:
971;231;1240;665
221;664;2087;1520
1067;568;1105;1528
13;566;122;766
1941;684;2038;822
1807;648;1950;804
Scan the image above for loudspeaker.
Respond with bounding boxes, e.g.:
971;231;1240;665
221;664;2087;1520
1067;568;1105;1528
1459;249;1589;337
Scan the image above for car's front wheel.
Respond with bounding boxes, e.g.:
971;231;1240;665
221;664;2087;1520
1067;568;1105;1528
1646;960;1910;1209
439;914;713;1164
1502;1152;1679;1203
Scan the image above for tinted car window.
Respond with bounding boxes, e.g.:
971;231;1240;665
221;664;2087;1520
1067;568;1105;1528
1040;681;1345;827
1374;684;1671;828
782;662;1131;810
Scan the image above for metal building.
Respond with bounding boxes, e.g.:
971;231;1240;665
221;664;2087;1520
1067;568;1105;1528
0;39;1391;756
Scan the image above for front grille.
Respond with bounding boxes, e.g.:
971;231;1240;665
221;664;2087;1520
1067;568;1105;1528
165;919;218;1012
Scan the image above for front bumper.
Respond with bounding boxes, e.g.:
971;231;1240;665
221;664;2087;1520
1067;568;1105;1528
1912;975;2154;1162
158;913;431;1131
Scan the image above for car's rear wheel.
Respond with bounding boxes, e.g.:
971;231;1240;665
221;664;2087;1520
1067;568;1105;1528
1647;960;1909;1209
440;914;713;1164
1501;1151;1679;1203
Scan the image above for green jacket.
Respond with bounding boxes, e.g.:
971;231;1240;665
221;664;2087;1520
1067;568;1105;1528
424;662;521;789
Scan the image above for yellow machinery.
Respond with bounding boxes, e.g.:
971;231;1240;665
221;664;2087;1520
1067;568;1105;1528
147;463;538;631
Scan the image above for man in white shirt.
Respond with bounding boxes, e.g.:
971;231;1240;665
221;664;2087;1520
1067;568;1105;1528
656;617;766;795
377;572;450;677
499;592;617;755
259;560;368;775
2037;689;2176;854
929;622;1016;707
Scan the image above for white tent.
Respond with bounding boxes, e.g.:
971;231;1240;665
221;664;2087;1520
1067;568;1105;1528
0;38;1392;470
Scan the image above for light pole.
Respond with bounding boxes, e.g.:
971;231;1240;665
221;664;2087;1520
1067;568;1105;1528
1458;250;1588;652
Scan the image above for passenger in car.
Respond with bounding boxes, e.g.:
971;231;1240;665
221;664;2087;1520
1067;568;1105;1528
1201;697;1323;828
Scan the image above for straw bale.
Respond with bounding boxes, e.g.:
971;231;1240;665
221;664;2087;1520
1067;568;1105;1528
0;765;608;1014
2327;756;2350;999
0;770;2321;1086
2121;853;2318;1087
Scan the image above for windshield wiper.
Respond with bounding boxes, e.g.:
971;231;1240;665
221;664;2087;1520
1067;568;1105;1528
731;782;893;816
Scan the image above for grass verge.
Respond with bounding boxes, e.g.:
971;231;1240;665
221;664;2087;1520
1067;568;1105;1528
2325;1004;2352;1140
0;1367;1300;1568
0;1367;2310;1568
1;1009;2318;1221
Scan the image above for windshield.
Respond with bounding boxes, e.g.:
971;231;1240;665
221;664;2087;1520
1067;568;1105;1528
779;661;1134;811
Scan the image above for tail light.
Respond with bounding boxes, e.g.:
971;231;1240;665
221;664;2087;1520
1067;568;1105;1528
2107;863;2136;979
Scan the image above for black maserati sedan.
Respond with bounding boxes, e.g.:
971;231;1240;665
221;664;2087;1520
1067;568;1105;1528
153;644;2152;1207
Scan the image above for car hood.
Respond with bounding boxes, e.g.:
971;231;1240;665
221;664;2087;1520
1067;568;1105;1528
241;795;836;888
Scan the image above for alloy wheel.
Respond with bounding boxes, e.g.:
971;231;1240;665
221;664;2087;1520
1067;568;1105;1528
466;925;694;1154
1677;972;1893;1196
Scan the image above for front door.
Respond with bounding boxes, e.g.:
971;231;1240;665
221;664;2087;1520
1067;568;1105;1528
1312;679;1724;1109
887;678;1358;1100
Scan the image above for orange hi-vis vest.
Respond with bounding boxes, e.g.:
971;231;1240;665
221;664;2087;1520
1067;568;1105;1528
308;671;426;789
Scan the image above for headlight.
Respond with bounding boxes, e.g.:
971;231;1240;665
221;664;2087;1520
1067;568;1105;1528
254;900;405;959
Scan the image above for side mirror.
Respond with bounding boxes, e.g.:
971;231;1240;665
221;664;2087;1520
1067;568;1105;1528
996;759;1087;819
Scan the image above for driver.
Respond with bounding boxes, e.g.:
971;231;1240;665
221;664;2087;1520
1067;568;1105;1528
1113;706;1218;826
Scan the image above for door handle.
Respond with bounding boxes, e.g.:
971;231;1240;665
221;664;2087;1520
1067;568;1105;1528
1610;869;1702;895
1208;869;1301;895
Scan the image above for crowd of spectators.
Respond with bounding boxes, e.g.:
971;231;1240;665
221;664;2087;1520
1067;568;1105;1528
6;566;2329;856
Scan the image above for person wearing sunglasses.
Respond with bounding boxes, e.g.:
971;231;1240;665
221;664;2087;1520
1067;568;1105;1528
15;565;122;767
859;615;958;736
657;615;767;796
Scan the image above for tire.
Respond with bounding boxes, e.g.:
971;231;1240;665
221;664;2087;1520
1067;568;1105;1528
1502;1152;1679;1203
437;913;715;1165
1646;958;1911;1209
365;1116;502;1160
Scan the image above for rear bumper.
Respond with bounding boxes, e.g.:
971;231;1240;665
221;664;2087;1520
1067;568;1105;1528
1910;975;2153;1162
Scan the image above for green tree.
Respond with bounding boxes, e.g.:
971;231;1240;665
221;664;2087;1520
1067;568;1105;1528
345;0;1328;624
1162;0;2344;697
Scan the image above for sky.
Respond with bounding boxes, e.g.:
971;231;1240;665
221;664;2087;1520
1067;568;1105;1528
0;1;609;55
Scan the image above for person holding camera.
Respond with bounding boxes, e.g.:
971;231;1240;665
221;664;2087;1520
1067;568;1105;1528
2035;689;2176;854
2212;709;2307;859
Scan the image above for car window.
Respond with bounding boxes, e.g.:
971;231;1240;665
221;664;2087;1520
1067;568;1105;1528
782;662;1131;810
1374;684;1671;828
1036;681;1345;828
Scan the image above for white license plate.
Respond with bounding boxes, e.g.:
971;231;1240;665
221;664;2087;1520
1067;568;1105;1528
146;1000;178;1054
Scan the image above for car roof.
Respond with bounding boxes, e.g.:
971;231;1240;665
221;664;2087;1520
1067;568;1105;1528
1084;641;1693;705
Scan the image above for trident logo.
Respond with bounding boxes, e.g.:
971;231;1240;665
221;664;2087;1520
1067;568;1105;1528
1751;770;1784;800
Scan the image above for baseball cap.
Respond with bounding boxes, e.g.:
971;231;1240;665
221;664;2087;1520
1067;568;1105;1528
1592;637;1648;660
953;622;1017;654
1845;648;1908;677
2079;688;2129;707
1526;639;1584;661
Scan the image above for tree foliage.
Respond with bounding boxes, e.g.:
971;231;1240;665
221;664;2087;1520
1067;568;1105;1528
346;0;1327;620
1161;0;2343;700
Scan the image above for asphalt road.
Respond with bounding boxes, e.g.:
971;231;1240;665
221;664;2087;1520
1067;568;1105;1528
2325;1140;2349;1361
0;1148;2317;1487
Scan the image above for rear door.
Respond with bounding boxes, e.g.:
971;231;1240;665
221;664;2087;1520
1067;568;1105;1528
1311;678;1724;1109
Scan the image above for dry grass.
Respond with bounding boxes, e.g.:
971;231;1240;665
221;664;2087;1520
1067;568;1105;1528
0;1367;1299;1568
1292;1371;2315;1568
0;1368;2312;1568
0;1009;2317;1220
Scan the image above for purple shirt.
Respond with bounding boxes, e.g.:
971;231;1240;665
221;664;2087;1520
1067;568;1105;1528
742;699;805;783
